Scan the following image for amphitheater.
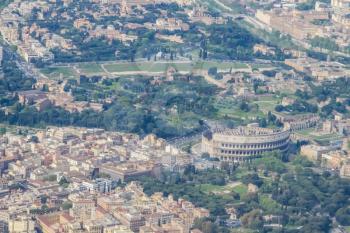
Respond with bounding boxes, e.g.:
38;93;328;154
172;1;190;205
201;126;290;162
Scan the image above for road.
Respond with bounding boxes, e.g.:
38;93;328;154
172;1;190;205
167;120;225;149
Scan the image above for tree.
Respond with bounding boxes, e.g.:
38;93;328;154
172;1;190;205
61;201;73;210
239;101;250;112
252;153;287;173
30;135;39;143
208;67;218;76
201;153;210;159
275;104;285;112
253;81;259;94
258;118;267;128
0;128;6;135
40;195;48;204
310;36;339;52
301;216;331;233
241;209;264;229
242;173;263;187
193;218;219;233
59;176;70;187
336;207;350;226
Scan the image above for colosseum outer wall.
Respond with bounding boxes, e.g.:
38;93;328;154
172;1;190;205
201;127;290;162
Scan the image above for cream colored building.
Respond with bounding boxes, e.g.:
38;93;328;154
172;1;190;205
321;150;348;169
9;217;35;233
300;144;335;161
340;162;350;178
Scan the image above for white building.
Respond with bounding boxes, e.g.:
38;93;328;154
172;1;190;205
81;178;112;193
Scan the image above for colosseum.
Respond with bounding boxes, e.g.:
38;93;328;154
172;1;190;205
201;126;290;162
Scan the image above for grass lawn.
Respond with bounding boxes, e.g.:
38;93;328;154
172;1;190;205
279;89;298;96
216;106;264;120
256;95;280;102
104;63;142;73
250;63;273;69
253;99;280;113
297;128;317;136
193;61;249;70
313;133;341;140
214;96;267;120
103;61;194;73
232;168;253;180
103;61;248;74
98;81;123;91
197;183;243;196
294;128;343;145
313;134;343;145
168;62;194;72
232;184;248;197
297;128;342;142
198;184;231;193
40;66;78;79
41;60;254;78
144;62;193;73
77;63;105;74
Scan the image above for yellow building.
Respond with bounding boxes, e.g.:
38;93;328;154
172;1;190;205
300;145;334;161
9;217;35;233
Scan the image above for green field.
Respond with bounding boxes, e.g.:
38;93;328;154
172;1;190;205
198;184;231;193
40;66;78;79
232;168;252;179
213;95;281;121
197;183;247;197
103;63;142;72
232;184;248;197
39;60;271;80
217;107;264;120
297;128;340;139
313;133;343;144
253;97;280;113
40;60;254;78
297;128;317;136
296;128;343;144
103;61;248;73
103;62;193;73
77;63;105;74
250;63;273;69
193;61;249;70
215;99;264;120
